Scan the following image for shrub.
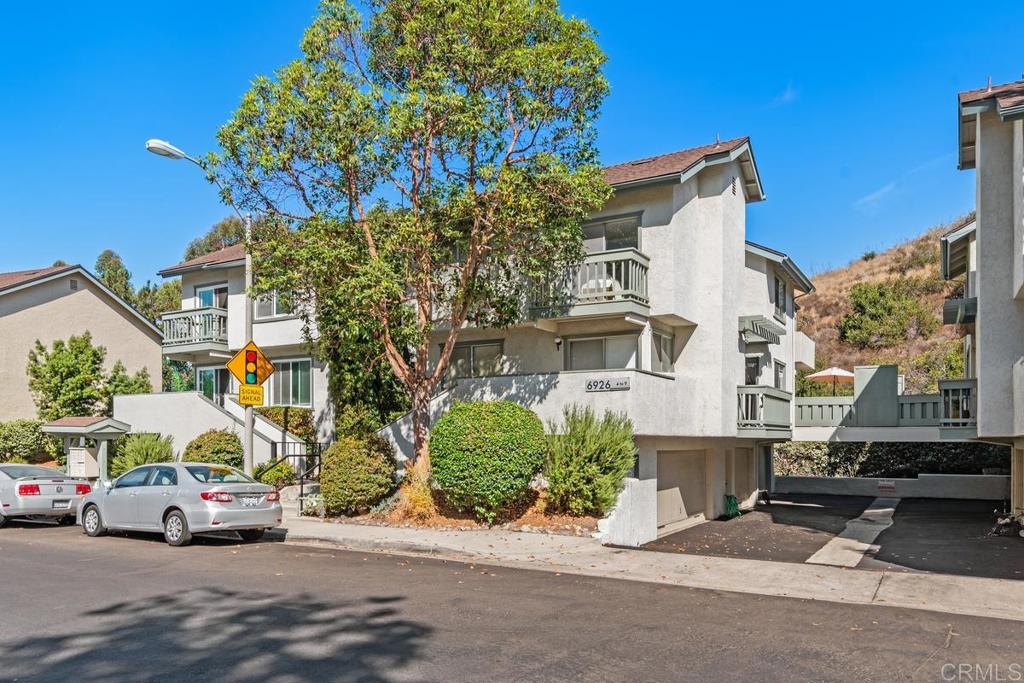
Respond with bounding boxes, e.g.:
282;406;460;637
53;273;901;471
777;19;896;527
430;401;545;523
110;433;174;478
256;406;316;443
861;250;877;262
0;419;49;463
545;406;637;516
335;403;382;439
255;459;297;488
320;435;396;515
182;429;244;469
838;278;940;349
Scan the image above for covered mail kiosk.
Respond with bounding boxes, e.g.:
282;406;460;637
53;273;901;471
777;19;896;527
41;417;131;485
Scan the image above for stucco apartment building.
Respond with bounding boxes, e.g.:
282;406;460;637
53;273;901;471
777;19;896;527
382;137;817;546
0;265;162;421
115;244;334;460
941;77;1024;515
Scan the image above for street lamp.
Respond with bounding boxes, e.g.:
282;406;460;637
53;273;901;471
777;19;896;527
146;138;256;476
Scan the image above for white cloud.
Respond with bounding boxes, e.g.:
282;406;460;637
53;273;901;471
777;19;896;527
771;83;799;107
854;181;897;209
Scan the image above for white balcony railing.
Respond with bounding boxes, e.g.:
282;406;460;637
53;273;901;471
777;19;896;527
529;248;649;317
161;307;229;348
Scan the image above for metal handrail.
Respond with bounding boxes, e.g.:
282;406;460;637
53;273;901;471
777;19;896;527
265;442;326;508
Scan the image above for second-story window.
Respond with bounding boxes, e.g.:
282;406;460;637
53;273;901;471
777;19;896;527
449;341;503;379
774;276;787;320
197;284;228;309
582;216;640;253
567;334;638;371
255;290;294;319
651;331;674;373
774;360;786;390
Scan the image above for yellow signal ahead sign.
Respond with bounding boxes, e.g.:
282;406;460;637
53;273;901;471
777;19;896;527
238;385;264;406
227;341;275;387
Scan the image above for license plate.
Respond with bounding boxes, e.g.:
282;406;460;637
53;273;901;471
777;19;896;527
240;496;259;508
52;500;71;510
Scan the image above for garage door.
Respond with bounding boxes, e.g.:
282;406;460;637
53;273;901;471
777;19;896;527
656;450;706;528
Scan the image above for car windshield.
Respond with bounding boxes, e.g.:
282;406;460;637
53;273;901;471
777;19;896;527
0;465;66;480
185;465;256;484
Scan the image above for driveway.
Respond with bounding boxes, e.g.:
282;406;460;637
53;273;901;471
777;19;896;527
645;494;874;563
646;494;1024;580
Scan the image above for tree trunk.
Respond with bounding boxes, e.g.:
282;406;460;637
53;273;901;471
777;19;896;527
410;384;432;475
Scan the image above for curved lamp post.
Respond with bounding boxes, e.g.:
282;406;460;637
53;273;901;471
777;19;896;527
145;139;255;475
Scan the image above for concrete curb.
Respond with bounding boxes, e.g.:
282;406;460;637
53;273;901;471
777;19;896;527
272;521;1024;623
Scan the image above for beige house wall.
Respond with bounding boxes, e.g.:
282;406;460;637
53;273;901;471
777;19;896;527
0;273;162;421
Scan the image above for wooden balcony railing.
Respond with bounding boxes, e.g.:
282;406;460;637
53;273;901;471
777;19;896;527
940;378;977;428
161;307;229;348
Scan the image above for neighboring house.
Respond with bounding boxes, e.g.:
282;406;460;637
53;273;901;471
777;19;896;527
115;244;333;458
0;264;162;421
943;77;1024;515
381;137;817;545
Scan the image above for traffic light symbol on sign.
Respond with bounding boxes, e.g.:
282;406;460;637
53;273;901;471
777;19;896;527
227;341;275;388
245;350;258;384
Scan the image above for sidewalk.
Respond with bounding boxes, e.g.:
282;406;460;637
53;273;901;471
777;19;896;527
278;513;1024;623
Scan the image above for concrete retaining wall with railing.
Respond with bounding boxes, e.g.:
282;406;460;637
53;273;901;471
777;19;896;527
774;474;1010;500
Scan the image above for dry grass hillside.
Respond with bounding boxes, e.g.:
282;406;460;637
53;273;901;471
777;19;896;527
797;213;974;395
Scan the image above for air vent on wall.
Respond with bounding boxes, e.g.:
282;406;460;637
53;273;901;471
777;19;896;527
69;278;79;291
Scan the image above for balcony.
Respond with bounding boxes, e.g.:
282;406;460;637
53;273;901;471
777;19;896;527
161;307;229;357
528;248;650;320
737;385;792;438
939;378;977;438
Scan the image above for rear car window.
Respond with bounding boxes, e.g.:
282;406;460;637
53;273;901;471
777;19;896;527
185;465;255;484
0;465;67;479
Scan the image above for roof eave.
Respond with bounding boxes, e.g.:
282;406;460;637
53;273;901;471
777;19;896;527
676;140;765;203
157;258;247;278
745;241;815;293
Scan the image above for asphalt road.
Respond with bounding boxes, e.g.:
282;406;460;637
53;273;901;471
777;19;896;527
1;523;1023;683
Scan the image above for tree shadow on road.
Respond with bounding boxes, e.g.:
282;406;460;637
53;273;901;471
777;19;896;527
0;587;431;683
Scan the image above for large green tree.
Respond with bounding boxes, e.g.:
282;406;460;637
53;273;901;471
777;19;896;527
183;216;248;261
95;249;135;304
211;0;610;467
27;332;152;420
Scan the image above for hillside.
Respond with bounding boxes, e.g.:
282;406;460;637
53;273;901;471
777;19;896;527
796;213;974;395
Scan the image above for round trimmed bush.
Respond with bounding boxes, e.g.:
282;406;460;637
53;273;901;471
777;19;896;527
182;429;244;469
430;401;545;523
320;435;396;515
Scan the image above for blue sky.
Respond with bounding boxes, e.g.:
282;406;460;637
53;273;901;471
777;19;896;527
1;1;1022;284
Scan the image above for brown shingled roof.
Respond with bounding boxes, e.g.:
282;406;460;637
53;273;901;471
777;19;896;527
44;416;106;428
158;243;246;277
959;79;1024;110
602;137;750;186
0;265;76;292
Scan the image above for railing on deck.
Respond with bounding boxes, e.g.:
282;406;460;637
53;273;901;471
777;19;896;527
529;248;650;316
737;385;793;431
940;378;977;428
161;307;229;347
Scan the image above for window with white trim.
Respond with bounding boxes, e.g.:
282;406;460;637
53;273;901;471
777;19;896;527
448;341;503;379
651;331;674;373
774;276;787;320
774;360;786;390
567;335;638;371
270;359;312;406
255;290;294;319
197;284;228;309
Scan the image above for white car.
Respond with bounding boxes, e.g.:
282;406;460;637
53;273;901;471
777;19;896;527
0;464;92;526
78;462;282;546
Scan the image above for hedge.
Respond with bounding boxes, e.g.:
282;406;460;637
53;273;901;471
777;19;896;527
320;435;396;515
774;441;1010;479
430;401;546;523
0;420;56;464
254;459;298;488
256;406;316;443
182;429;244;469
110;433;174;478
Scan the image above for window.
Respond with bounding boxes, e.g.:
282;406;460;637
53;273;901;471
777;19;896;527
186;465;255;484
582;215;640;253
197;368;231;405
115;467;152;488
652;331;674;374
150;467;178;487
255;290;294;319
270;359;312;406
567;335;638;370
449;341;503;379
774;276;787;320
774;360;786;390
197;284;228;309
745;357;760;386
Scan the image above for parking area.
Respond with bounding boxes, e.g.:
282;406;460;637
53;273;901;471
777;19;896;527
645;494;1024;580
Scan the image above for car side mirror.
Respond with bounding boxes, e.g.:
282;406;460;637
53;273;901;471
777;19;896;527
103;480;113;492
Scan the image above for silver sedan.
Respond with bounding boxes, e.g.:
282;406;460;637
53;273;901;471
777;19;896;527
0;464;92;526
78;462;282;546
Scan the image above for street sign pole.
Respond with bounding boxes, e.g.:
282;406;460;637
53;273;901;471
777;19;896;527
243;214;254;476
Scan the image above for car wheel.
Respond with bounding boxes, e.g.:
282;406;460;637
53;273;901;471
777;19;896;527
163;510;192;547
238;529;265;542
82;506;106;537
